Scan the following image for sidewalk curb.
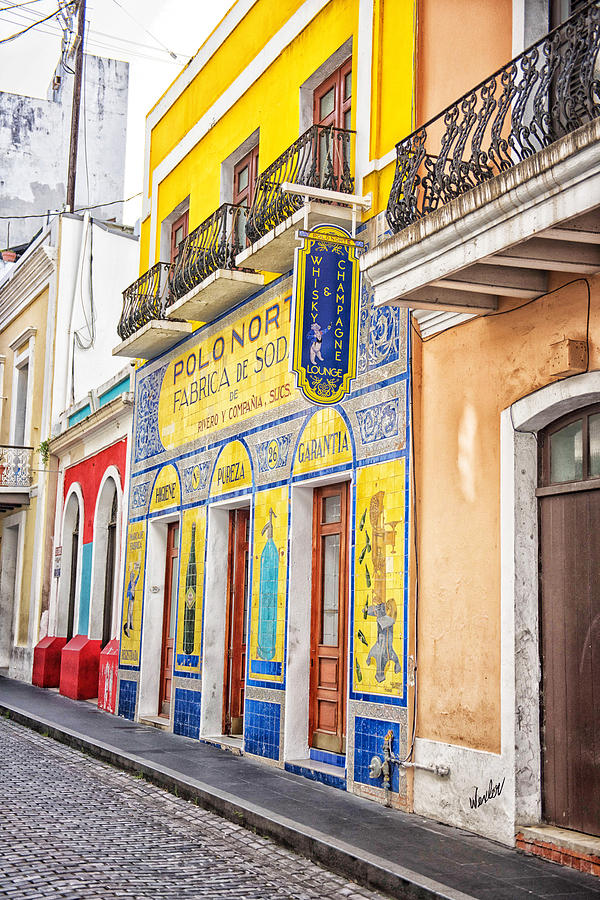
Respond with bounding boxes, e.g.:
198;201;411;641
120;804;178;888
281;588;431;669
1;700;475;900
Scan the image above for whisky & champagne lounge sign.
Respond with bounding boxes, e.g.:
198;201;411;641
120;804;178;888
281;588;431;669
292;224;360;405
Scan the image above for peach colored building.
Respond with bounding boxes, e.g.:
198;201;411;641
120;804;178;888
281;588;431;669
364;0;600;872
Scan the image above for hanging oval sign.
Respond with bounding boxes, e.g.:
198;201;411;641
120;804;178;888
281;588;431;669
291;224;360;405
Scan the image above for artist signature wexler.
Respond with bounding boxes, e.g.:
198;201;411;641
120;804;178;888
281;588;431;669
469;777;506;809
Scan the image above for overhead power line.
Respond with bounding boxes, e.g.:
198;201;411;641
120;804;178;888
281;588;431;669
0;6;188;63
0;0;45;11
0;192;142;219
108;0;180;60
0;4;61;43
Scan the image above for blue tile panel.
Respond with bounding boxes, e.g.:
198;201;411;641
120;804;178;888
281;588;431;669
98;375;130;407
284;762;346;791
176;653;199;668
353;716;401;794
249;659;282;676
118;679;137;720
309;748;346;768
244;699;280;760
173;687;201;739
68;403;91;428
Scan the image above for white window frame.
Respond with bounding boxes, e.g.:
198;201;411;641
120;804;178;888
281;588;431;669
8;327;36;448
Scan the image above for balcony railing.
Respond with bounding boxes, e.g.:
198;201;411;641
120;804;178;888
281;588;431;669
0;445;33;489
245;124;355;245
117;262;171;341
387;1;600;233
167;203;246;303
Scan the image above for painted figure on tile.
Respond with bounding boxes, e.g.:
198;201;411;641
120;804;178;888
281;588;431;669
307;322;332;365
257;508;278;660
123;561;140;637
363;492;401;682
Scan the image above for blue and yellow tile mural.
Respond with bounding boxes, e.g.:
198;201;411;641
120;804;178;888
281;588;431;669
248;486;288;687
174;506;206;676
118;267;410;796
119;522;146;668
352;459;407;703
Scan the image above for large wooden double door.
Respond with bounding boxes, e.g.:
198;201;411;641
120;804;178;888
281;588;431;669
309;483;349;754
223;508;250;735
539;407;600;836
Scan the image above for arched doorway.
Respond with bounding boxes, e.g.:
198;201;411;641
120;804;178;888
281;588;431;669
538;405;600;836
101;487;118;648
66;506;80;643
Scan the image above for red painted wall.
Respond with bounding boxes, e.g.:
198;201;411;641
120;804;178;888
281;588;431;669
63;439;127;542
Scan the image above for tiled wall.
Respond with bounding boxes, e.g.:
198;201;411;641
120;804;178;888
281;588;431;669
244;699;281;760
173;687;201;739
353;716;401;794
118;678;137;720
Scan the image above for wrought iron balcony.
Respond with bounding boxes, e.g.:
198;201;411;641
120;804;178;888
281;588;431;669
387;1;600;233
167;203;246;303
245;124;354;245
117;262;172;341
0;445;33;489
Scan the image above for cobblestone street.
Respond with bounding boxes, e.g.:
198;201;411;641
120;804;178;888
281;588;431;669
0;719;388;900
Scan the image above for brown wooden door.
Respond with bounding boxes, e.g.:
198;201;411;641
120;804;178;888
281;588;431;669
309;483;349;753
539;407;600;836
313;58;352;189
170;211;188;264
159;522;179;718
223;508;249;735
233;146;259;249
313;57;352;130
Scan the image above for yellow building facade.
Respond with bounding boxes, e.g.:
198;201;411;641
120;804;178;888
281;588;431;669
115;0;415;806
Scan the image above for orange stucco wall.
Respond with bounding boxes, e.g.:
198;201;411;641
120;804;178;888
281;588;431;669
416;0;513;128
414;274;600;752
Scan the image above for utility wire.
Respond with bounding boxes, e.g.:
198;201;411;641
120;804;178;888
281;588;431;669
0;4;60;43
0;8;187;62
0;192;142;219
108;0;182;60
1;3;189;56
0;0;45;10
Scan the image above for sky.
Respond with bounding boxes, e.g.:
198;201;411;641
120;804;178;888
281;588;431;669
0;0;233;225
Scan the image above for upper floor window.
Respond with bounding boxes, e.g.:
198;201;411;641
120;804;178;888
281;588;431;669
550;0;587;28
313;57;351;130
8;327;36;448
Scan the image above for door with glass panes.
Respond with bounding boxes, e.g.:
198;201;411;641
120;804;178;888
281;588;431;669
313;58;351;189
539;406;600;837
223;508;250;735
309;483;349;753
159;522;179;718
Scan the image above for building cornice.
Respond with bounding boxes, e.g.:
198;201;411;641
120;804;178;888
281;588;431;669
49;393;133;456
0;245;57;331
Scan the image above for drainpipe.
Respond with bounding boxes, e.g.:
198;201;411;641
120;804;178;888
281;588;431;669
63;211;90;412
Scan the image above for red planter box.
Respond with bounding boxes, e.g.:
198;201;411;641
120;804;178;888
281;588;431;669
98;639;120;713
59;636;102;700
32;636;67;687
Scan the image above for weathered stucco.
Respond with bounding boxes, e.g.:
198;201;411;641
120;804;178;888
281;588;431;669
0;56;128;248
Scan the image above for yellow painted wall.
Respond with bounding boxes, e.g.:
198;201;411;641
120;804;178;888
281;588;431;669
415;275;600;753
0;286;50;645
0;286;49;463
142;0;417;267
